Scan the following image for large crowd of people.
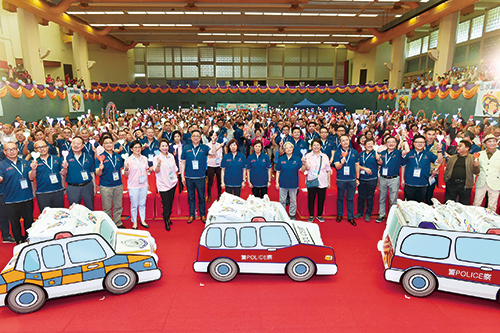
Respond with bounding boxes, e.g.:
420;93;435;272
0;105;499;244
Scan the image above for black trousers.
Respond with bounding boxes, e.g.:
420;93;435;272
0;194;12;240
226;186;241;197
425;177;438;204
160;185;177;223
5;199;34;243
36;190;65;213
252;186;268;198
357;179;378;217
445;182;472;205
207;166;221;198
404;185;428;203
177;174;184;194
307;187;327;217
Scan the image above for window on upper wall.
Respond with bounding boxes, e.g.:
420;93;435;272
407;39;422;57
485;6;500;33
470;15;485;40
456;20;471;44
421;36;429;54
429;30;439;49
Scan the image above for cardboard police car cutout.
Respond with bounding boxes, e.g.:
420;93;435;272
379;199;500;302
194;194;337;282
0;205;161;314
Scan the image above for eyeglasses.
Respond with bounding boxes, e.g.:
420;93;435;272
35;145;48;149
414;141;425;144
4;148;18;152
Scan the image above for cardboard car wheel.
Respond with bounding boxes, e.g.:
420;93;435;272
401;269;437;297
104;268;138;295
7;284;47;314
286;258;316;282
209;258;238;282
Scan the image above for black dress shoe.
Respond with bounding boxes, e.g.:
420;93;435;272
165;222;171;231
140;222;150;229
348;219;357;226
336;215;342;222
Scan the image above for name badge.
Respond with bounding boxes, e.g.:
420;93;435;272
169;171;176;181
148;154;154;162
192;160;199;170
139;175;145;184
429;176;436;185
413;168;421;178
311;170;319;178
49;173;59;184
382;167;388;176
81;171;89;181
215;157;221;165
360;170;365;175
112;171;119;181
20;179;28;189
343;166;350;175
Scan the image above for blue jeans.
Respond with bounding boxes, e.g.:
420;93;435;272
337;180;356;219
186;177;206;217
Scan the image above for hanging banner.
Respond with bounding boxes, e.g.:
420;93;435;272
395;89;412;111
67;88;84;113
217;103;268;112
475;87;500;117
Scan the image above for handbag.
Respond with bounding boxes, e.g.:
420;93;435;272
306;155;322;188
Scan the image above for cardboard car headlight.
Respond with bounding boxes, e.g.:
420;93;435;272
0;205;161;314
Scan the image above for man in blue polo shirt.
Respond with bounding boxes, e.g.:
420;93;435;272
276;141;305;218
30;140;66;213
0;142;34;243
424;127;445;204
355;138;379;222
56;127;73;156
284;127;309;159
233;122;246;154
333;134;359;226
114;130;131;160
142;127;159;167
319;126;334;164
375;136;409;223
402;134;443;202
14;128;33;160
26;129;58;157
159;121;175;144
65;136;95;210
305;122;319;148
181;129;210;224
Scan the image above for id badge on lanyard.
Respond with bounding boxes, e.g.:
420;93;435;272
343;166;350;175
49;173;58;184
192;160;199;170
20;179;28;189
382;167;388;176
112;171;119;181
148;154;154;162
413;168;421;178
81;171;89;181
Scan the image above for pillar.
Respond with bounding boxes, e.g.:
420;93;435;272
433;12;459;80
17;8;45;83
389;34;406;89
72;32;91;88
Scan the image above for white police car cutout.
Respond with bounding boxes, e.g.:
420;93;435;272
379;201;500;303
0;232;161;314
193;217;337;282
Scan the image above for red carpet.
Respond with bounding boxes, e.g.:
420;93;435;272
1;216;500;332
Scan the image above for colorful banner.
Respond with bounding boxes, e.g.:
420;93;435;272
67;88;84;113
395;89;412;111
0;82;101;101
217;103;268;112
475;88;500;117
91;82;389;95
379;83;480;101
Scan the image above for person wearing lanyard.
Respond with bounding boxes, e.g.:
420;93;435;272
124;140;151;230
65;136;96;210
159;121;174;144
276;141;306;219
170;131;185;194
221;139;247;197
31;140;66;213
401;135;442;203
142;128;159;167
0;142;34;244
14;128;33;160
303;139;331;223
206;130;224;202
354;138;379;222
56;127;73;157
153;139;178;231
247;140;272;199
114;130;131;160
96;135;125;228
180;130;210;224
423;127;445;205
282;127;308;159
319;126;334;164
375;136;409;223
333;134;359;226
80;128;97;158
305;122;319;149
